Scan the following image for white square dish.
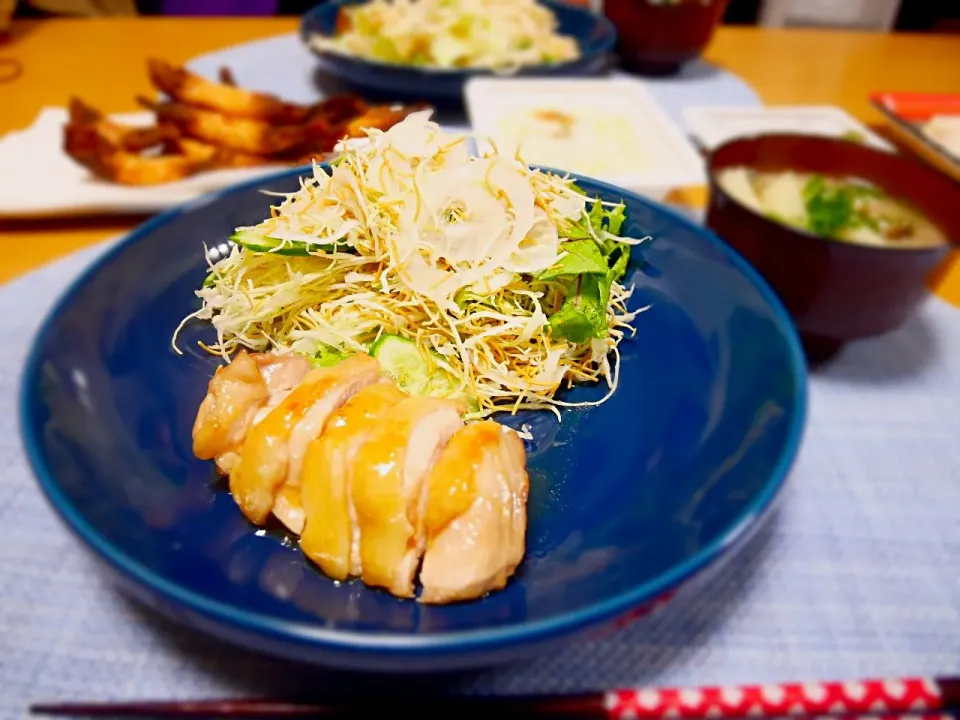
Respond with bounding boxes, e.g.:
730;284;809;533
682;105;893;153
465;77;706;201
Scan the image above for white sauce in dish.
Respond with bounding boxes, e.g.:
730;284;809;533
496;107;648;178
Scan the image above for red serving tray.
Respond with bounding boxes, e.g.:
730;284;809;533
869;91;960;180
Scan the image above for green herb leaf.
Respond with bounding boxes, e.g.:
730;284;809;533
801;174;827;203
803;175;855;239
537;239;609;281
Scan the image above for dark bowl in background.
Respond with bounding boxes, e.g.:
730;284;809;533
604;0;729;76
300;0;617;105
705;133;960;361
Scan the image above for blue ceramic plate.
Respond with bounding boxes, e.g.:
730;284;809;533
20;167;806;673
299;0;617;103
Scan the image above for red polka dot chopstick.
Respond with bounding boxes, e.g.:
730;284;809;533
29;676;960;718
602;678;959;719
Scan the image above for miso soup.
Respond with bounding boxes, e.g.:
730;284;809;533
718;167;949;249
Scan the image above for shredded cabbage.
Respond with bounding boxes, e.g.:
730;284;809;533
311;0;580;71
174;111;649;418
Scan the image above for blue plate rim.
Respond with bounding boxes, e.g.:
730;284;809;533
19;163;808;658
298;0;618;78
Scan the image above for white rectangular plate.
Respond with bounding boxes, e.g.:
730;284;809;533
0;108;312;219
465;77;706;201
682;105;894;152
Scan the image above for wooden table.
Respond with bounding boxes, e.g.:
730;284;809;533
3;19;960;304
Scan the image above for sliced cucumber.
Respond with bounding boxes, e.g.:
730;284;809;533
369;333;478;411
230;229;334;256
309;344;351;368
369;334;435;396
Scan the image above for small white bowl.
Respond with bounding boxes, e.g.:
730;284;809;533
465;77;705;201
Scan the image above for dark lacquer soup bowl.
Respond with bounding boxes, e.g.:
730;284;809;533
706;133;960;361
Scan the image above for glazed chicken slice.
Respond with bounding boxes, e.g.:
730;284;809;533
299;381;407;580
253;353;313;403
351;397;464;598
230;354;380;525
193;351;267;467
271;485;307;536
253;353;314;533
192;351;311;475
419;421;529;604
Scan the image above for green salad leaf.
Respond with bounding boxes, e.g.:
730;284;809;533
608;244;631;283
548;274;609;344
546;192;636;344
537;239;608;281
560;185;627;241
601;203;626;236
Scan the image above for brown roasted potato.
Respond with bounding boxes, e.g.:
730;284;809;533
218;66;237;86
147;58;310;124
61;60;434;187
140;96;306;155
306;95;369;130
344;103;431;136
73;134;217;186
65;97;177;160
162;135;284;170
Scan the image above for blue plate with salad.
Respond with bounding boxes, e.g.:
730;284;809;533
20;112;806;673
300;0;616;103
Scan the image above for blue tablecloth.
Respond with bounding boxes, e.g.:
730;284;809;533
2;238;959;717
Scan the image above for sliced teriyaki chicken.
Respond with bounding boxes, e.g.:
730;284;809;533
271;485;307;535
230;354;381;525
193;350;268;471
419;421;529;604
351;397;464;598
254;353;314;533
252;353;313;405
192;351;311;476
299;381;407;581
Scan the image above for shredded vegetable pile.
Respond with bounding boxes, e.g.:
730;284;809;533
174;111;649;418
312;0;580;71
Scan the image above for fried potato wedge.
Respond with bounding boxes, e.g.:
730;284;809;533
141;96;306;155
299;101;430;157
218;66;237;87
343;103;432;137
61;61;433;187
305;95;369;130
147;58;310;124
163;136;284;170
65;97;177;159
74;134;217;186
